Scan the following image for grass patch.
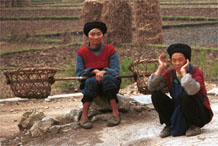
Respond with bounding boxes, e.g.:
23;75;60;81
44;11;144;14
120;57;136;88
192;50;218;82
32;31;83;38
159;0;215;2
163;21;218;29
53;57;80;93
0;16;79;21
0;41;82;56
0;7;81;11
163;16;218;21
121;43;218;51
160;2;218;5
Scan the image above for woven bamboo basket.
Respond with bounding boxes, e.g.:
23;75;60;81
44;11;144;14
4;68;57;99
4;59;164;98
129;59;159;94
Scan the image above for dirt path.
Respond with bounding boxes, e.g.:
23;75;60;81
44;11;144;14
0;92;218;146
0;95;82;139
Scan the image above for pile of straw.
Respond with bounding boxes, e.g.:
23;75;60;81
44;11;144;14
0;0;31;8
80;0;103;45
101;0;132;45
17;0;31;6
134;0;164;46
0;0;12;8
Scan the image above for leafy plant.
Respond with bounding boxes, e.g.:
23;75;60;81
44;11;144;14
192;50;218;82
120;57;135;88
53;57;80;93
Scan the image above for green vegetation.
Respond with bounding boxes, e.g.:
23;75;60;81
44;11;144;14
163;21;218;29
120;57;135;88
162;16;218;21
0;16;79;21
159;0;214;2
2;15;217;22
192;50;218;82
0;41;82;56
0;0;217;98
53;57;80;94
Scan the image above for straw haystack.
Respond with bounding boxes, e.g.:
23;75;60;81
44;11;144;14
101;0;132;45
0;0;6;8
16;0;31;6
80;0;103;45
12;0;17;7
5;0;12;8
0;0;31;8
134;0;164;46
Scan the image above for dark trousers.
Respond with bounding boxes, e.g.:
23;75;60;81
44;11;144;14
151;91;210;127
81;74;121;104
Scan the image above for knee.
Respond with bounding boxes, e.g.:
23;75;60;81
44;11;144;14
181;93;196;107
102;74;114;82
151;91;165;102
151;91;163;99
85;78;98;87
102;75;116;86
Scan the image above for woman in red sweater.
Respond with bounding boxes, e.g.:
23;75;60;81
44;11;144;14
76;21;121;129
147;43;213;137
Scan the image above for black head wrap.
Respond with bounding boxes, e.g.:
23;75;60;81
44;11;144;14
83;21;107;37
167;43;192;61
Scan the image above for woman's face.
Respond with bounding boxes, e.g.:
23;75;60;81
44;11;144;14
88;29;103;47
171;52;187;72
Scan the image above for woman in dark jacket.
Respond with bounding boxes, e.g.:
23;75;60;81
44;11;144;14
76;21;121;129
147;43;213;137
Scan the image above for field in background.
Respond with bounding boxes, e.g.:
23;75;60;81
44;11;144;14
0;0;217;98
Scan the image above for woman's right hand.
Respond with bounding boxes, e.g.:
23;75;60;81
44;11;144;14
155;52;169;76
159;52;169;69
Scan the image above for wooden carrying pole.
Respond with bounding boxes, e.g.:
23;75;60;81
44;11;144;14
54;74;137;81
3;59;158;98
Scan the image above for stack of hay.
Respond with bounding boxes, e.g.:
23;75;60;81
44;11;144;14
101;0;132;45
134;0;164;46
80;0;132;45
0;0;12;8
17;0;31;6
80;0;104;44
0;0;31;8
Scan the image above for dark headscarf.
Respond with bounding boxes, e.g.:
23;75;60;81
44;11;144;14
83;21;107;37
167;43;192;61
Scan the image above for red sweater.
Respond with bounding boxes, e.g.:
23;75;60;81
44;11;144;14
162;67;213;121
77;44;116;69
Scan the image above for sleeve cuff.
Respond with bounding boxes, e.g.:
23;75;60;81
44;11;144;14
181;73;200;95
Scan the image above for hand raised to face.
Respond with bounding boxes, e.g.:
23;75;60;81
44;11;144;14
158;52;170;70
180;59;189;76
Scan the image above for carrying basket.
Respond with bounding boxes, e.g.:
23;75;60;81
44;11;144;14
128;59;159;95
4;68;57;99
4;59;164;98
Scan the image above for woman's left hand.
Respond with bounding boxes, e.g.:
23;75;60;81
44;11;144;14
180;59;189;76
95;70;107;82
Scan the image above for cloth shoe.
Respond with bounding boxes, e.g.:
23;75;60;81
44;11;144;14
186;125;201;137
107;115;121;127
79;118;93;129
159;125;170;138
